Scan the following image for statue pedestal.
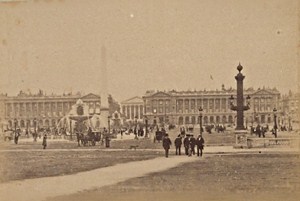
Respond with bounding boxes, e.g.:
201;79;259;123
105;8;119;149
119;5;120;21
234;130;250;149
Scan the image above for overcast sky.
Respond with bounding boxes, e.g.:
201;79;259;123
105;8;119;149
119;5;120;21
0;0;298;101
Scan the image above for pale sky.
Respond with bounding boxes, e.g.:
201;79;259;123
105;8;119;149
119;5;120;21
0;0;299;101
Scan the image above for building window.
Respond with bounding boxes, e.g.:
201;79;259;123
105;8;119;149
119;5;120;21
185;116;189;124
191;99;195;109
191;116;196;124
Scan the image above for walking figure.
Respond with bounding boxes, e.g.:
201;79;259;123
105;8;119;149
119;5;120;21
174;134;182;155
189;135;196;156
196;135;205;157
14;128;20;144
162;134;172;158
42;134;47;149
183;135;190;155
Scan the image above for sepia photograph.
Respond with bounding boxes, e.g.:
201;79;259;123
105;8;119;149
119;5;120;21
0;0;299;200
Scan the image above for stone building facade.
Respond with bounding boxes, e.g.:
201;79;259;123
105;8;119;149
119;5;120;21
120;96;144;122
0;90;120;129
141;87;281;127
281;91;299;129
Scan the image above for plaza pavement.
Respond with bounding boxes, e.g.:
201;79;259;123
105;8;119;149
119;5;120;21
0;133;299;201
0;144;299;201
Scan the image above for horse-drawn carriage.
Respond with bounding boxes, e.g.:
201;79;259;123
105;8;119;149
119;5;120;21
75;126;102;147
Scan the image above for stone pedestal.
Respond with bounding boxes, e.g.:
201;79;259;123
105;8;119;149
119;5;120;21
234;130;250;148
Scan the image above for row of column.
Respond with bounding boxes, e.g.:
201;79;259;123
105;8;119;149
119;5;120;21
175;114;275;125
5;101;75;118
175;98;229;113
8;118;59;128
253;97;276;112
122;104;144;120
176;115;235;125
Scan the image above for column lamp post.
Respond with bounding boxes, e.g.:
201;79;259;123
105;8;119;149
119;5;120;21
153;109;158;131
33;118;37;133
198;107;203;135
33;118;37;142
229;63;251;130
273;108;278;138
144;116;148;138
288;115;292;131
134;116;138;140
14;118;17;132
108;115;111;134
69;119;72;140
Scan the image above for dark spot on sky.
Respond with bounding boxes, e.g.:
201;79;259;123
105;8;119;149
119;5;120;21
277;30;281;34
16;19;21;25
2;39;7;46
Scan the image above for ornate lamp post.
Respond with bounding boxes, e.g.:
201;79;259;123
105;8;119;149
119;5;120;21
288;114;292;131
198;107;203;135
69;119;72;140
134;116;138;140
14;118;17;132
33;118;37;142
273;108;278;138
144;116;148;138
33;118;37;133
153;109;158;131
108;115;111;134
229;63;251;130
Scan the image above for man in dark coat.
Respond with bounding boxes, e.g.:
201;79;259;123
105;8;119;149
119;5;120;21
42;134;47;149
14;128;20;144
183;135;190;155
196;135;205;157
174;134;182;155
189;135;196;156
256;124;261;138
162;134;172;158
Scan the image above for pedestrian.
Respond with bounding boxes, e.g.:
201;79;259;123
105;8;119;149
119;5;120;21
256;124;261;138
42;134;47;149
174;134;182;155
261;127;266;138
120;129;123;139
189;135;196;156
196;134;205;157
14;128;20;144
162;134;172;158
183;134;190;155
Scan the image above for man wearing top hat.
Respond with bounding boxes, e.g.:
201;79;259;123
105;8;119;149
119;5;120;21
183;134;190;155
162;134;172;158
174;134;182;155
189;134;196;156
196;134;205;157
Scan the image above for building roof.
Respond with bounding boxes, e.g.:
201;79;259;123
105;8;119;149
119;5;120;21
143;87;280;98
121;96;143;104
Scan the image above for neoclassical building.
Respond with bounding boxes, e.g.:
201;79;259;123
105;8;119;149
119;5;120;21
0;90;120;129
141;87;281;127
281;91;299;129
120;96;144;122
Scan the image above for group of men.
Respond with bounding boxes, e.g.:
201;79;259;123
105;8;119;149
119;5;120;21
162;133;205;158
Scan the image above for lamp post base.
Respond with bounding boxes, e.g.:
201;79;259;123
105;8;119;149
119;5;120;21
234;130;250;148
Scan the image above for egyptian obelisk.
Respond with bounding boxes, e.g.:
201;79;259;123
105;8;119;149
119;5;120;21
99;45;109;128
